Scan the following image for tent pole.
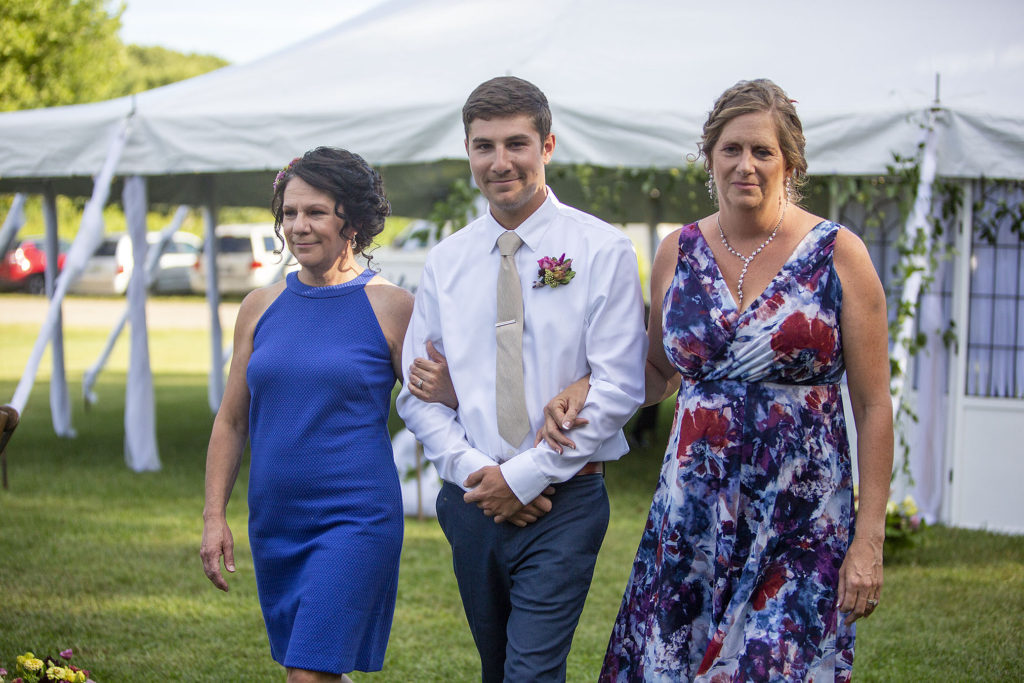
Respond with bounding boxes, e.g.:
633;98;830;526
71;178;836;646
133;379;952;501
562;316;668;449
0;193;27;255
202;177;225;413
8;115;131;423
42;184;75;438
943;180;973;525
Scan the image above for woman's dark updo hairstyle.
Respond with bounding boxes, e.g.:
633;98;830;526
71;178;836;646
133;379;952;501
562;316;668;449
270;146;390;256
698;79;808;202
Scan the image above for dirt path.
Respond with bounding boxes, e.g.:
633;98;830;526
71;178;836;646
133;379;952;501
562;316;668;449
1;294;240;330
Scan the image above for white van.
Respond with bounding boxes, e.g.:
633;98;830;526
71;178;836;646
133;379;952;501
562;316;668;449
191;223;297;295
71;232;202;296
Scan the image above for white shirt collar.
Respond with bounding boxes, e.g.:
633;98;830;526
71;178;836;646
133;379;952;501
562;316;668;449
485;187;560;254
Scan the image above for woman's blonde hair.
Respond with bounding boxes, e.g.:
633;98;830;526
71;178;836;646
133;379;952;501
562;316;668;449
699;79;807;201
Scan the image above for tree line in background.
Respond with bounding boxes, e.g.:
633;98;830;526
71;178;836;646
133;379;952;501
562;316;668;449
0;0;228;112
0;0;248;238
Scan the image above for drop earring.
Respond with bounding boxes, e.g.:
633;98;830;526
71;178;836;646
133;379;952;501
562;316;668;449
707;171;716;203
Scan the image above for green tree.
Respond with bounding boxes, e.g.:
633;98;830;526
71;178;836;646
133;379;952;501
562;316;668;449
0;0;126;111
113;44;227;97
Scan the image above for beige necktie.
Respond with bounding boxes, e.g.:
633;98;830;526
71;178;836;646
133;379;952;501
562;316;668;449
495;231;530;446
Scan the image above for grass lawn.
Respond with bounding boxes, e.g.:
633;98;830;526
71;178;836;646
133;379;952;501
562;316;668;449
1;303;1023;681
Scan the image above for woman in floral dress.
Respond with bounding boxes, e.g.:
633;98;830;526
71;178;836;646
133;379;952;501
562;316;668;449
542;80;893;681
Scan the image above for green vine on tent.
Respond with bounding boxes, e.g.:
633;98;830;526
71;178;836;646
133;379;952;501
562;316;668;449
422;162;714;241
973;177;1024;244
548;162;711;224
426;177;480;238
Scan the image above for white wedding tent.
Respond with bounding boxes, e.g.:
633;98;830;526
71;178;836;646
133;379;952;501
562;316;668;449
2;0;1023;186
1;0;1022;530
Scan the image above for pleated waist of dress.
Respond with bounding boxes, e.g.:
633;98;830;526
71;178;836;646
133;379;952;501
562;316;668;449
678;376;844;416
681;375;842;391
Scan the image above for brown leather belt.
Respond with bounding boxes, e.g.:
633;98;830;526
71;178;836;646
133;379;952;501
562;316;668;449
574;462;604;477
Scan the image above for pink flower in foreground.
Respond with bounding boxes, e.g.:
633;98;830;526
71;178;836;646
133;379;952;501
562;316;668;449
60;649;73;660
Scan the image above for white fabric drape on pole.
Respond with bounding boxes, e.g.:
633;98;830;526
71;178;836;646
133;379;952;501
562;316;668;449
9;116;131;417
901;287;947;522
82;206;189;406
888;106;951;522
42;187;74;437
122;176;160;472
0;193;27;254
890;109;941;411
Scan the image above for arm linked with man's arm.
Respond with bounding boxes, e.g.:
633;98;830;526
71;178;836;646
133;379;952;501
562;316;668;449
500;238;647;504
395;258;494;487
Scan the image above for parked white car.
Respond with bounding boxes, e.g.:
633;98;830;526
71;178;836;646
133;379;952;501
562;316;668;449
70;232;202;296
361;219;435;292
191;223;297;295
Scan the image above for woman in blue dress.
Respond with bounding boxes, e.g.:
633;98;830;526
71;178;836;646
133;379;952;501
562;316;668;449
201;147;413;683
540;80;894;681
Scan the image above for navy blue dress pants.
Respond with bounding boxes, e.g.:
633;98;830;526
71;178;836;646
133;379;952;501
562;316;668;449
436;474;610;682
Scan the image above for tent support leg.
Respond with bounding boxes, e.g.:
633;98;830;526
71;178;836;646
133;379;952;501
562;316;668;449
202;177;225;413
43;185;74;438
0;193;27;255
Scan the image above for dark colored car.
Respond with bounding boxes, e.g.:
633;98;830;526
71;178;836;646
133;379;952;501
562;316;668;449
0;237;69;294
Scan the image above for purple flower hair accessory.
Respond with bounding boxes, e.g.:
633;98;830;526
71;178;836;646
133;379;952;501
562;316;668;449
273;157;301;191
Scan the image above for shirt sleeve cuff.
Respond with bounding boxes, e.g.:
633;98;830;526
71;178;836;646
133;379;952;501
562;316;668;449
500;451;551;505
452;450;500;492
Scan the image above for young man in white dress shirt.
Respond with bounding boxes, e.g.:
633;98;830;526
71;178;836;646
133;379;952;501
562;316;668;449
396;76;646;682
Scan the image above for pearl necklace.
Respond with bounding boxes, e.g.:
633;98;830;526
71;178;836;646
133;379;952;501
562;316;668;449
717;197;788;308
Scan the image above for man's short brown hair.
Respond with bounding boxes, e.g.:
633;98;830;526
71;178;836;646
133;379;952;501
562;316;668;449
462;76;551;142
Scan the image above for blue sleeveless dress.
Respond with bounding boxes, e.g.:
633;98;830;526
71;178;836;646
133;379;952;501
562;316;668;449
246;269;403;674
602;222;855;682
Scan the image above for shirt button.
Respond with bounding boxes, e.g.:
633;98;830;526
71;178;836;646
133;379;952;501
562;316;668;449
507;449;515;457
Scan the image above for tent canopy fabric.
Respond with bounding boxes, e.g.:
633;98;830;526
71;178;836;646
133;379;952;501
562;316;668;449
0;0;1022;208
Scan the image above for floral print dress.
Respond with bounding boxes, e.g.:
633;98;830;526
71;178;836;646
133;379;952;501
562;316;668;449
601;221;855;682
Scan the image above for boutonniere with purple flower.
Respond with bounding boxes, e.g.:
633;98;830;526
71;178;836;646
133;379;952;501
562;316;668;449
532;253;576;288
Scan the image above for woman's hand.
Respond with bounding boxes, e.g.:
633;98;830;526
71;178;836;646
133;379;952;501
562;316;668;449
201;286;273;594
200;516;236;592
837;534;883;625
408;340;458;409
534;375;591;453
